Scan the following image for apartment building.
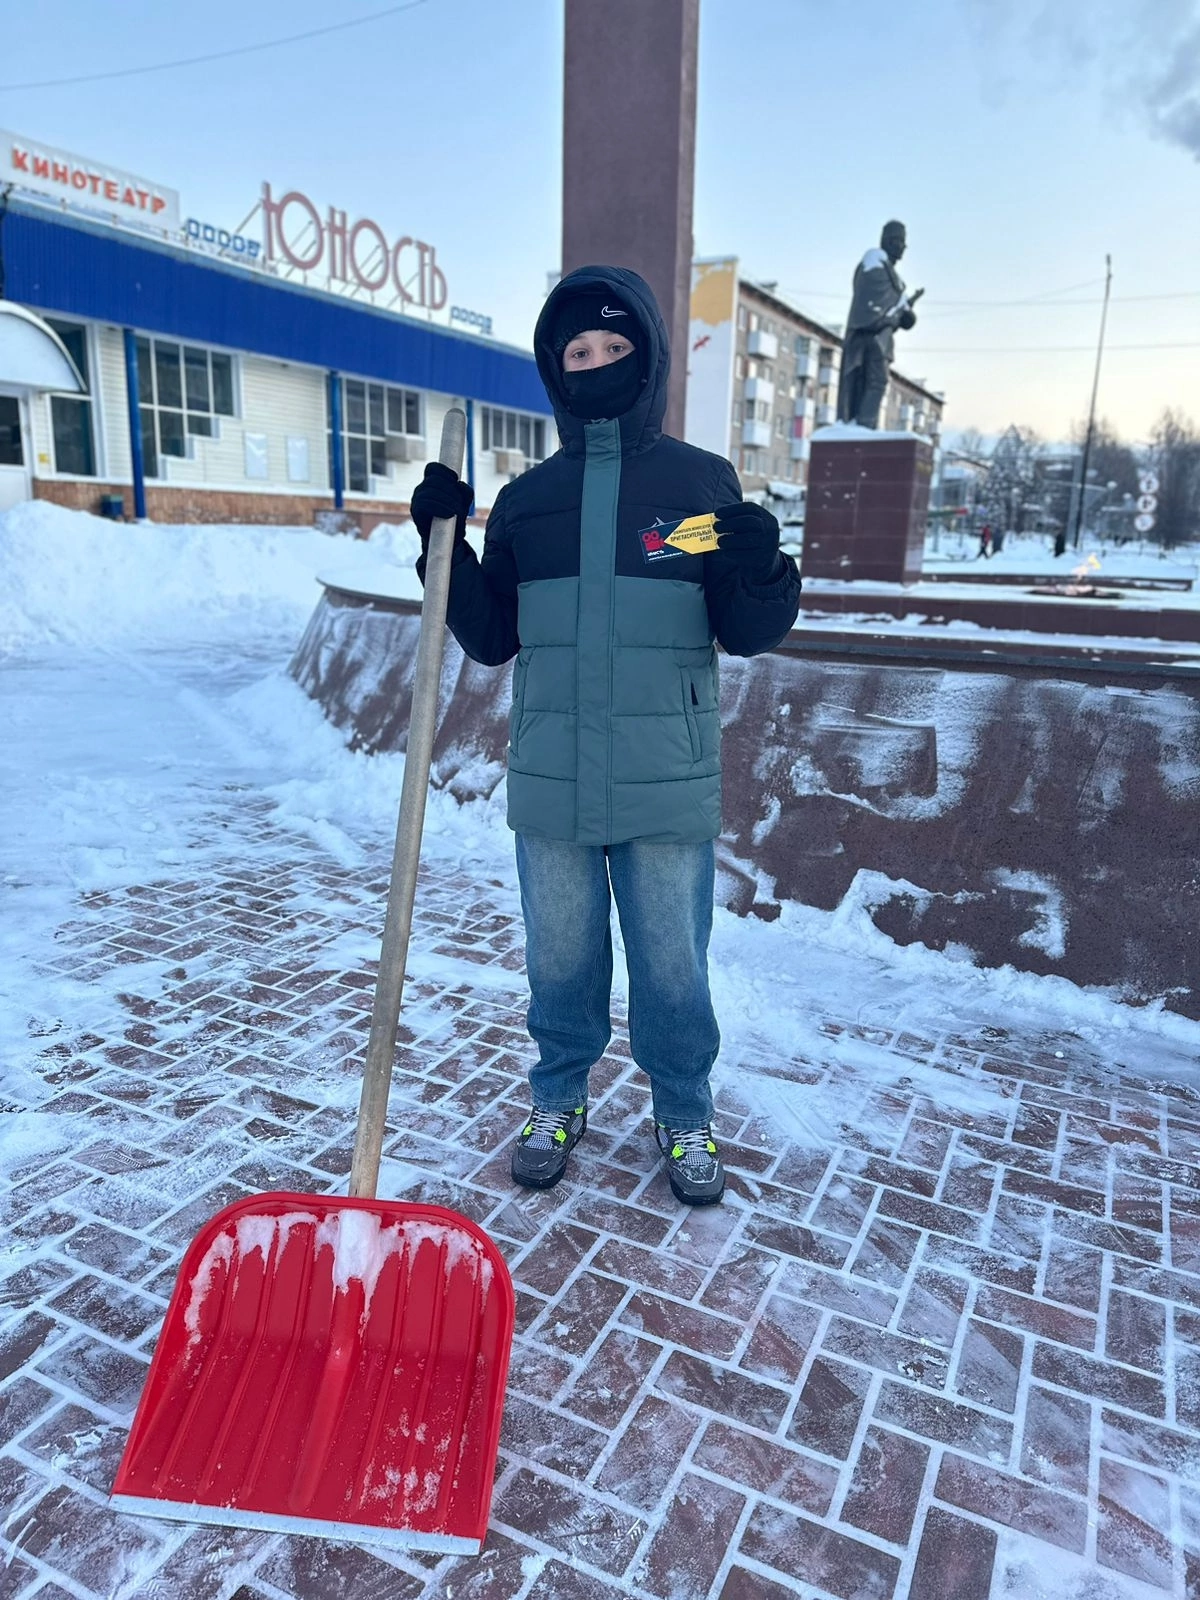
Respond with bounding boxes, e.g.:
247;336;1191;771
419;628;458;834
687;258;945;506
884;370;944;440
732;279;842;499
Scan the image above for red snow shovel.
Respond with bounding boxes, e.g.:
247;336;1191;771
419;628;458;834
112;409;514;1553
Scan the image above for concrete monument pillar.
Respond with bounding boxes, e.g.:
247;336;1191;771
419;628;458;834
562;0;699;439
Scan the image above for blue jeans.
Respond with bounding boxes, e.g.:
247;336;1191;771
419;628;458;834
515;834;720;1128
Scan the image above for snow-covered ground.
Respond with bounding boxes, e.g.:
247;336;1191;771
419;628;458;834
924;530;1200;584
5;501;1200;1600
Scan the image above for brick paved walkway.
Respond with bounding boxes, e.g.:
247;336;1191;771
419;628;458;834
4;816;1200;1599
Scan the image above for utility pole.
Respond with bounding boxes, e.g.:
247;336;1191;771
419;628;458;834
1071;254;1113;550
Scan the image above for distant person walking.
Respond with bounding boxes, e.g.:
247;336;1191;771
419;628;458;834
978;523;993;560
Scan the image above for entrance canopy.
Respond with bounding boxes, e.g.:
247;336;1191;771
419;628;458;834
0;303;84;393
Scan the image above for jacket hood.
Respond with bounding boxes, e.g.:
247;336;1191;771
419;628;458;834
534;264;670;457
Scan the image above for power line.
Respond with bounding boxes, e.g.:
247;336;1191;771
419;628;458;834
903;340;1200;354
921;290;1200;316
778;282;1200;311
0;0;433;91
778;278;1108;306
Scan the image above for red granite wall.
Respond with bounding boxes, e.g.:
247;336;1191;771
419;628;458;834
290;590;1200;1016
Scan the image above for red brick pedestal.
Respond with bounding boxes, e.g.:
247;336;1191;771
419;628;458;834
803;431;933;583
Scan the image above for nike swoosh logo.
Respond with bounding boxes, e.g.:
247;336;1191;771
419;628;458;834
600;305;628;318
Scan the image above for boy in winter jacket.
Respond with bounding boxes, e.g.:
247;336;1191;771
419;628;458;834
411;265;801;1204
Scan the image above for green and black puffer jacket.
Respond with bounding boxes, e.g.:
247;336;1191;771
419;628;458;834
437;265;802;846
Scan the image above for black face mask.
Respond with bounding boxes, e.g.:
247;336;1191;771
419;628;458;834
562;354;644;421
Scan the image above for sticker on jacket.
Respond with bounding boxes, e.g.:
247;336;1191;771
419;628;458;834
639;513;720;563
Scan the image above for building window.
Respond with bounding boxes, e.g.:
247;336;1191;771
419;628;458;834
795;335;811;357
480;407;547;464
46;320;96;477
332;378;423;494
734;354;746;380
137;336;235;479
0;396;21;466
775;416;786;437
733;401;743;423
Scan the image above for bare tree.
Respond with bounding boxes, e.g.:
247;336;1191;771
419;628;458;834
1071;416;1140;501
1150;409;1200;550
982;425;1041;536
955;427;989;464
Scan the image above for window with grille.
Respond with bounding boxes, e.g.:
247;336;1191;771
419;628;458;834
136;337;235;479
480;407;547;465
330;379;423;494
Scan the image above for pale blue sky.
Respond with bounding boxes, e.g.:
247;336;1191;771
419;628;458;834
2;0;1197;441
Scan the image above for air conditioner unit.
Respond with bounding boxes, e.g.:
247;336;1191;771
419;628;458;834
494;449;526;474
384;434;427;463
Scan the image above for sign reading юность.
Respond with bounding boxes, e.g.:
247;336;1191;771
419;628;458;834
3;125;494;333
261;181;448;310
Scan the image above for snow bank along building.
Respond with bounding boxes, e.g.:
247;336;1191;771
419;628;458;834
0;130;551;526
685;258;944;511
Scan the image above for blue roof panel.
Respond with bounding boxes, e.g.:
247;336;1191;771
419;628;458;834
5;204;552;415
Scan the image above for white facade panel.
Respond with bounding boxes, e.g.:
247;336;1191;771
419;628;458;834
29;379;52;470
684;258;737;461
95;324;130;481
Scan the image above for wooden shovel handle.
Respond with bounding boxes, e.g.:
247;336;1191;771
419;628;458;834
349;407;468;1200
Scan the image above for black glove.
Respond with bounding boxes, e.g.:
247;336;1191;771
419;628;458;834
410;461;473;549
714;500;782;584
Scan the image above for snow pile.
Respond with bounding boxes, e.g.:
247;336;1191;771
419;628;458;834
228;667;509;872
365;521;423;568
0;500;422;654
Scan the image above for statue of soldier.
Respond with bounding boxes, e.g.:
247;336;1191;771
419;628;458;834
836;220;924;429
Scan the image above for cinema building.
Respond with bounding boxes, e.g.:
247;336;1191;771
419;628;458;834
0;133;552;526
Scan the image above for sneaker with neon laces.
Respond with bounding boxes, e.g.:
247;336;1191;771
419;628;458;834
654;1122;725;1206
511;1105;587;1189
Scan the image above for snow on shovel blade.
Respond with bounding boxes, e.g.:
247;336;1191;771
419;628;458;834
111;1193;514;1553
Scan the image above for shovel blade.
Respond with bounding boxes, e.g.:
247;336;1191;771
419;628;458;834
112;1194;514;1552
